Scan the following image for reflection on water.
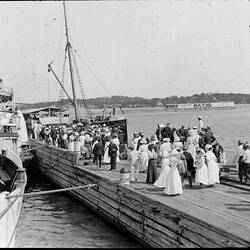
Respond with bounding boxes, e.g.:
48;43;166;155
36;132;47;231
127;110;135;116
15;169;142;248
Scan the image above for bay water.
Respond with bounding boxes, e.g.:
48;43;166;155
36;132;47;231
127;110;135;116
15;105;250;247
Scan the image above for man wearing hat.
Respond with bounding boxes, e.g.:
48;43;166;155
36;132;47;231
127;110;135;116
198;116;204;131
108;138;119;171
242;143;250;183
183;145;195;188
233;140;245;183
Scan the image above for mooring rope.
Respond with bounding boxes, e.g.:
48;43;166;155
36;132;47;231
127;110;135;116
6;184;96;199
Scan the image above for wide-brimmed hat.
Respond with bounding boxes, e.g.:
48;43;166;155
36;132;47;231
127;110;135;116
238;140;245;145
175;136;180;142
198;116;202;119
196;148;205;155
205;144;212;150
163;137;170;142
170;149;180;157
188;129;194;136
148;142;156;148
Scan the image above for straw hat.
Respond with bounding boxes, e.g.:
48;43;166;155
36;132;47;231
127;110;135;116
205;144;212;151
112;132;118;137
196;148;205;155
170;149;180;157
163;137;170;142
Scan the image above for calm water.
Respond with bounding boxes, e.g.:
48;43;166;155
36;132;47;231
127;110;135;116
16;105;250;247
15;169;142;248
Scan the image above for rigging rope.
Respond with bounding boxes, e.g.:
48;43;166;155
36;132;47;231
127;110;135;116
71;49;88;108
73;49;112;97
59;50;68;106
50;6;65;65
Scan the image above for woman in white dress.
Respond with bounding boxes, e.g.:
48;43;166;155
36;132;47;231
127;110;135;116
103;136;111;163
185;129;199;160
68;133;75;151
164;149;183;195
112;133;120;163
154;157;170;188
194;148;209;186
173;136;183;150
205;144;220;186
138;138;149;173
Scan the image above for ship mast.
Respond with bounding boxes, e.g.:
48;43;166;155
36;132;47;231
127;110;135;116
63;1;78;121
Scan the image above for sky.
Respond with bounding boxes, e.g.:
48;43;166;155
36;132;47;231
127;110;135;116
1;0;250;103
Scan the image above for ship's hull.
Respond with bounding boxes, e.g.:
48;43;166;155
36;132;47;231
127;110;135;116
0;192;24;247
0;154;27;248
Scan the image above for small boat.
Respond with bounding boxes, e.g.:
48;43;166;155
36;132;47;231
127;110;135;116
0;79;28;247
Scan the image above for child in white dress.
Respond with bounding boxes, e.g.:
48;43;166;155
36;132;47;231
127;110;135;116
195;148;209;186
128;145;140;182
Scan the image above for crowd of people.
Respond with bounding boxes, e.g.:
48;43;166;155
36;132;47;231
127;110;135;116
26;114;250;193
127;116;224;196
25;116;127;170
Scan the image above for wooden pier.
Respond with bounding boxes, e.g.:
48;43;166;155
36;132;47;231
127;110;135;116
29;140;250;248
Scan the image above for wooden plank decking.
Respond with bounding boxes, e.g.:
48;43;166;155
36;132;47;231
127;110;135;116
29;140;250;248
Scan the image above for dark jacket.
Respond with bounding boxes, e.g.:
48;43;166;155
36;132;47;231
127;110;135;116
108;142;118;157
183;151;194;172
93;142;104;156
50;128;57;139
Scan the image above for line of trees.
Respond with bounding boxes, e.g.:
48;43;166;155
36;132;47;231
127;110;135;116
19;92;250;110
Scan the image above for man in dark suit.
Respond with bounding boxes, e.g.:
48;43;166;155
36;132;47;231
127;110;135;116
183;146;195;188
93;138;104;168
108;140;118;170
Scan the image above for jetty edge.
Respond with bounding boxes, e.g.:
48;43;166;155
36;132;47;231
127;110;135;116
29;139;250;248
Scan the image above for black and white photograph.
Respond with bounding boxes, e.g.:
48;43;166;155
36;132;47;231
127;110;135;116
0;0;250;248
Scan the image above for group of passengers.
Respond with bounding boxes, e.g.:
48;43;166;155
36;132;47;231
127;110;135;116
127;116;223;196
26;116;126;169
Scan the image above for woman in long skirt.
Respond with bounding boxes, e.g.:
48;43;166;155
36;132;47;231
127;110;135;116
103;137;111;163
154;157;170;188
195;148;209;186
146;143;158;183
205;144;220;186
112;133;120;163
138;139;149;173
164;149;183;195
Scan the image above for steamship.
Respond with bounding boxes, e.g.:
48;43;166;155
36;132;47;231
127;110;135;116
165;101;235;112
